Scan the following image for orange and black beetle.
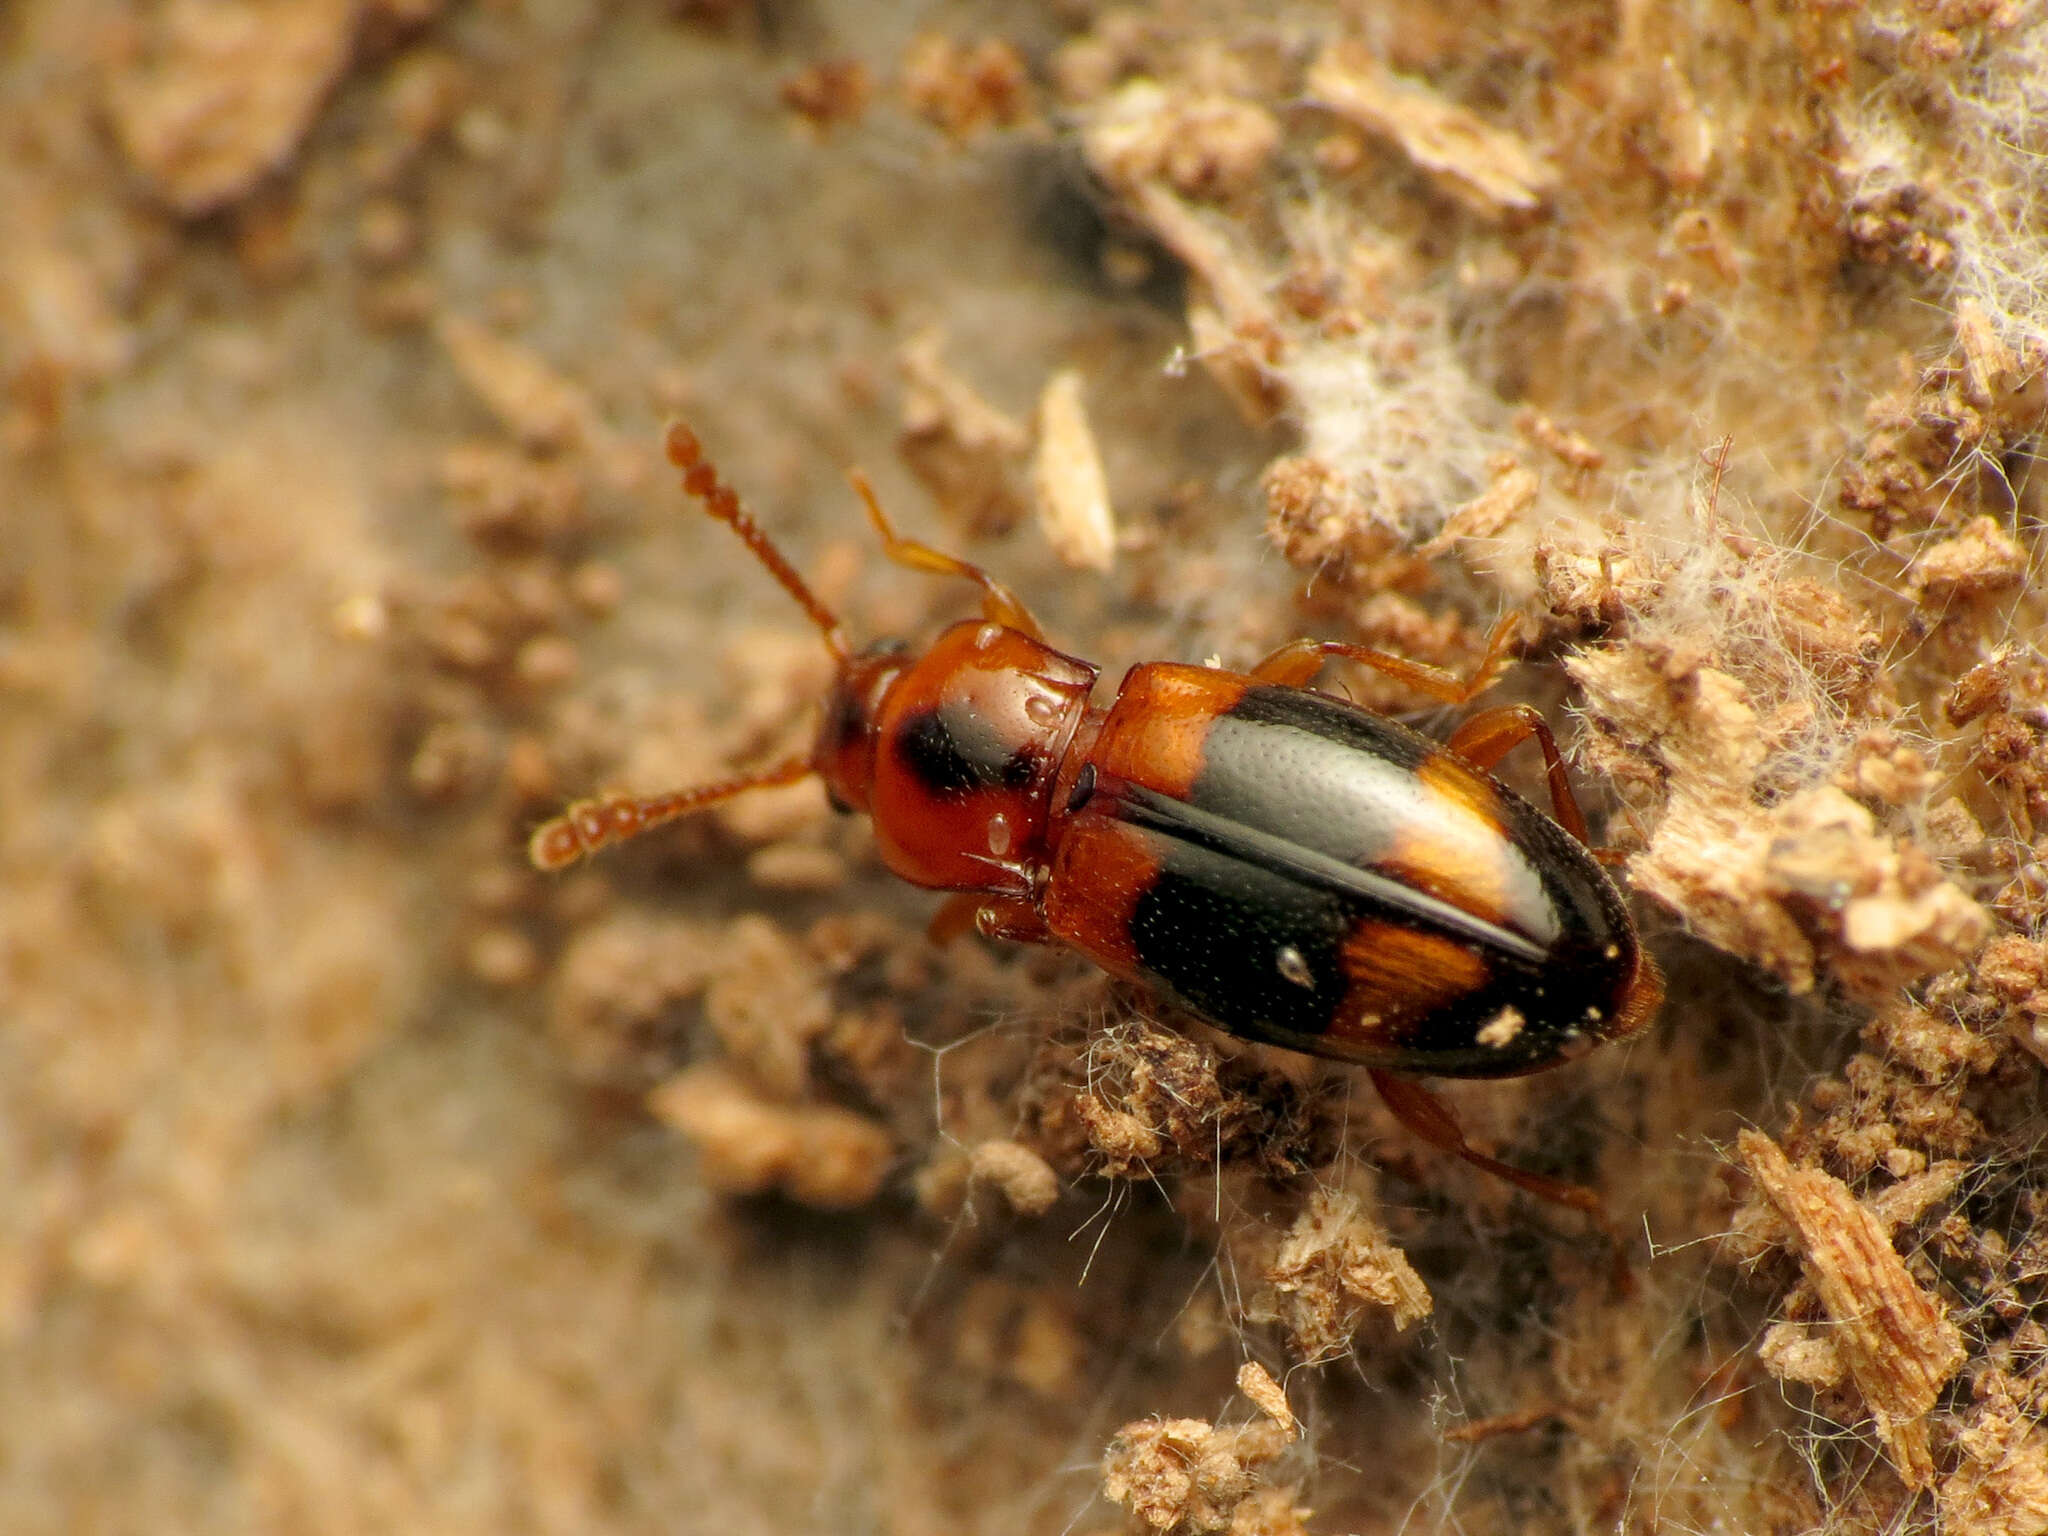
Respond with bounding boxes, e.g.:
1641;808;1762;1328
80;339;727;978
534;424;1664;1210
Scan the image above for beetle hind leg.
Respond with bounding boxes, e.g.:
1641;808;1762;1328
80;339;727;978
1367;1069;1610;1223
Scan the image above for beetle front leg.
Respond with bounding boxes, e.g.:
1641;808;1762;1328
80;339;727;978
846;470;1045;640
927;892;1052;946
1249;613;1524;703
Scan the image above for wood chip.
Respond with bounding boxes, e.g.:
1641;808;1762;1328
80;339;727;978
896;328;1028;532
1305;44;1556;219
1739;1131;1965;1488
104;0;357;216
1123;182;1287;424
1032;370;1116;571
1235;1361;1298;1440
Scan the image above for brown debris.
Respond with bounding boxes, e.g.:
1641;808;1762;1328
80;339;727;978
1101;1414;1299;1535
648;1065;894;1210
1416;458;1539;558
1081;80;1281;203
1245;1189;1431;1362
779;59;871;134
896;328;1029;533
102;0;358;216
1948;653;2017;726
1837;728;1934;811
1532;522;1664;631
439;442;591;548
1910;515;2029;606
1766;786;1992;991
899;34;1032;141
1786;1023;1993;1185
1738;1131;1965;1488
547;912;720;1090
1944;649;2048;841
1939;1401;2048;1536
434;318;642;495
1841;180;1956;273
1979;934;2048;1067
967;1139;1061;1217
1839;302;2048;543
1233;1362;1298;1441
1570;614;1988;999
1262;454;1387;572
438;315;604;456
701;914;834;1101
1304;43;1556;218
1076;1095;1165;1172
1068;1023;1333;1181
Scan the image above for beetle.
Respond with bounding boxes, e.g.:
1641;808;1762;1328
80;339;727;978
532;423;1664;1212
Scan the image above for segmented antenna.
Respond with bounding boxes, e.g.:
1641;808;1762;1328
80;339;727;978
666;423;850;661
528;757;815;871
529;423;845;871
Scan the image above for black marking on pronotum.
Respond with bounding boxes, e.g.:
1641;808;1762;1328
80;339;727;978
896;703;1042;797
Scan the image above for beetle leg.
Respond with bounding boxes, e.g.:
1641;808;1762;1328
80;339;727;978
928;892;1051;946
1443;705;1591;846
1367;1069;1610;1222
1248;613;1524;703
846;470;1045;640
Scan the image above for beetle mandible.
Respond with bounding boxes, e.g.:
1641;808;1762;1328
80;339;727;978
532;423;1665;1212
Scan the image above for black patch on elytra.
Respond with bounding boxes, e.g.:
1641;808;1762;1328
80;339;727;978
1126;835;1584;1073
1106;677;1649;1075
894;704;1039;798
1130;840;1351;1045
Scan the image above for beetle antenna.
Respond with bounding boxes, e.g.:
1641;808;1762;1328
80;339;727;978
666;422;851;662
528;755;816;871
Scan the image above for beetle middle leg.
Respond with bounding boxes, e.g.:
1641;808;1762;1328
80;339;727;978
1442;705;1591;845
846;470;1045;640
1252;618;1599;848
